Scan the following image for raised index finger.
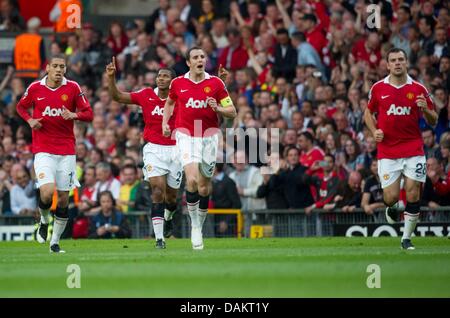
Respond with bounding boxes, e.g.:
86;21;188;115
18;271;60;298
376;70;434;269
112;56;116;67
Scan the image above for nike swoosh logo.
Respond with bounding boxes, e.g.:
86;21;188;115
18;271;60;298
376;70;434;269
180;89;188;93
148;98;154;101
37;97;45;101
381;95;389;99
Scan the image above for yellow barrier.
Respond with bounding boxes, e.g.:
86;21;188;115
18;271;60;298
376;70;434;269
208;209;243;238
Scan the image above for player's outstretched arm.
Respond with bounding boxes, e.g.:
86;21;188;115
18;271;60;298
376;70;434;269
162;96;175;137
106;57;132;104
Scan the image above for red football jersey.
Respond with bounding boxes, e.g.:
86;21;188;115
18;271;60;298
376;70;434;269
168;72;230;137
367;75;434;159
130;87;176;146
16;77;93;155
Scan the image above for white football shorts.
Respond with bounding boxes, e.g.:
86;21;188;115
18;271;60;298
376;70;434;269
142;142;183;189
34;152;80;191
377;155;426;189
175;130;218;178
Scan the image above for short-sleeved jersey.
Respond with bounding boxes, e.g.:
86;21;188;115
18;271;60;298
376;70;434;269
16;76;93;155
367;75;434;159
130;87;176;146
168;72;230;137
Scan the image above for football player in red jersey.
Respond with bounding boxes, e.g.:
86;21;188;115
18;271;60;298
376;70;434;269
106;57;179;249
16;54;93;253
364;48;438;250
162;47;237;250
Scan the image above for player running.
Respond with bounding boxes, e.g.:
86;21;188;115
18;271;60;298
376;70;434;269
364;48;438;250
16;54;93;253
162;46;237;250
106;57;179;249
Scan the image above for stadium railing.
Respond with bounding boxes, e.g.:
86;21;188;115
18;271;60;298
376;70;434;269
1;207;449;240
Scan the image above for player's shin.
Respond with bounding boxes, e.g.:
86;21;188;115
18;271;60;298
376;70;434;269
38;198;52;224
151;203;165;240
50;206;68;246
186;191;200;228
402;201;420;241
198;194;209;229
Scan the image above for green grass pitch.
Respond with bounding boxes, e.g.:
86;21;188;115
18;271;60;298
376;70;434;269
1;237;449;297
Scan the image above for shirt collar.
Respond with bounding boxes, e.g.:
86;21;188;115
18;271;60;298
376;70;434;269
383;74;413;88
184;71;211;80
40;76;67;87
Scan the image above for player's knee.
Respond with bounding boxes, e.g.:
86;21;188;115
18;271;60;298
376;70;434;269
406;187;421;202
185;177;197;191
38;187;54;204
57;193;69;207
383;193;399;207
151;186;164;203
198;184;210;197
165;194;177;206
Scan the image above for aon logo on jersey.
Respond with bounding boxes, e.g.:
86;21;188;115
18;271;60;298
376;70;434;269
42;106;63;117
186;98;207;109
387;104;411;116
151;106;163;116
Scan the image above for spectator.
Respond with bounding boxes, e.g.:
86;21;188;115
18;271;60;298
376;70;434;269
229;150;266;211
291;31;324;74
272;28;297;82
13;17;45;86
256;153;289;209
0;0;25;31
88;191;132;239
107;21;129;56
298;131;325;172
218;27;249;71
361;158;384;215
304;154;340;214
424;157;450;207
422;127;441;159
92;162;121;204
78;165;98;215
274;146;314;209
118;164;140;212
211;163;241;237
10;167;36;216
329;171;362;212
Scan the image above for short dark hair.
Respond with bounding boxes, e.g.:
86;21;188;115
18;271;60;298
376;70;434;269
421;127;435;135
276;28;289;36
121;164;137;173
185;46;205;61
291;31;306;42
49;53;67;64
300;131;314;143
386;47;408;61
324;154;335;163
159;67;176;79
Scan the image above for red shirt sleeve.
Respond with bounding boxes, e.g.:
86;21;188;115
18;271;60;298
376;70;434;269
215;78;230;102
367;84;378;113
130;88;145;105
73;84;93;122
168;79;178;101
16;84;35;121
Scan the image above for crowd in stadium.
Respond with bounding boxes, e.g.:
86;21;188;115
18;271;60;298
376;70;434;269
0;0;449;238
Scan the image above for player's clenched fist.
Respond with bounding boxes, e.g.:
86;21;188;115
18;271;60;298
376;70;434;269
27;118;43;130
206;97;218;112
416;94;427;112
374;129;384;142
162;123;171;137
